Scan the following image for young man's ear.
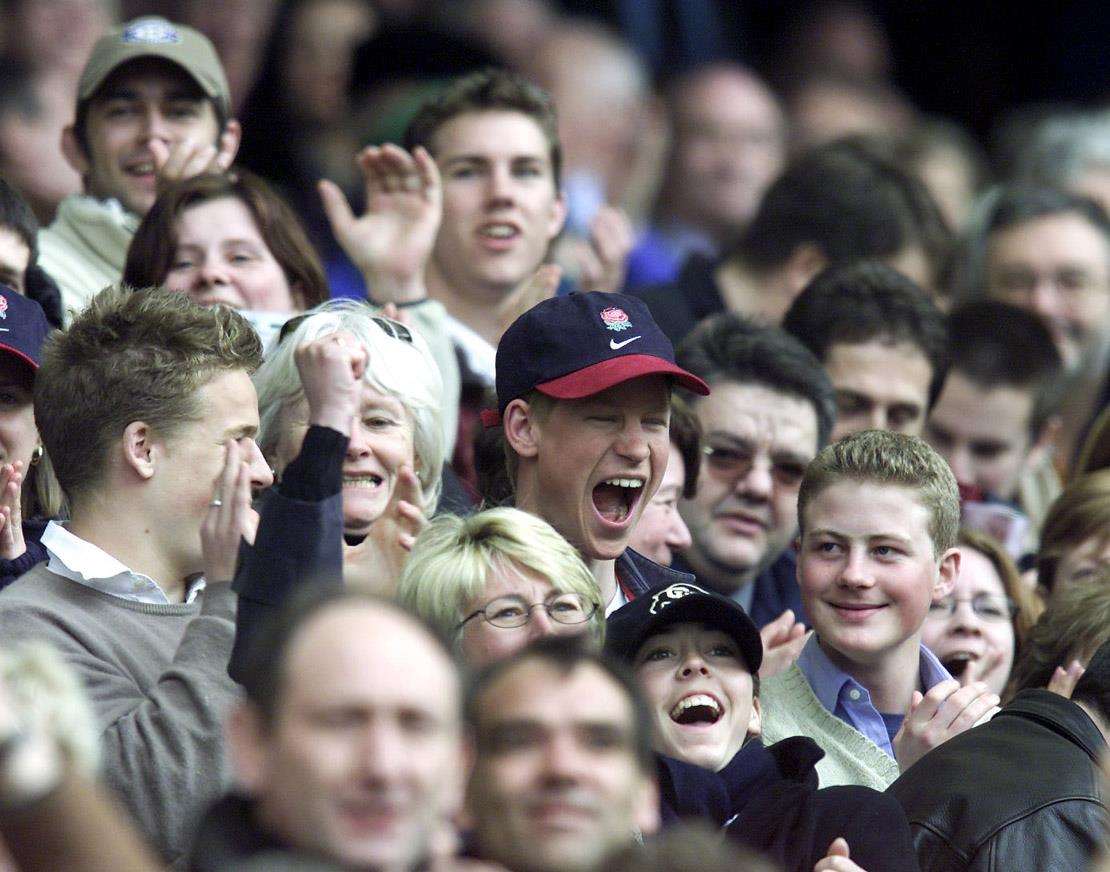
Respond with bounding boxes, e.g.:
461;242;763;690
503;398;542;459
61;125;90;177
121;421;158;481
934;546;961;600
546;191;568;242
747;695;763;739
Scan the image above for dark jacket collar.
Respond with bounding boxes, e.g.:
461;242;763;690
998;689;1108;763
656;736;824;827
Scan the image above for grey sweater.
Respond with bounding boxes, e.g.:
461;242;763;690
0;564;240;865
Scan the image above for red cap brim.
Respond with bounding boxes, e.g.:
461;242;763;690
536;354;710;400
0;345;38;371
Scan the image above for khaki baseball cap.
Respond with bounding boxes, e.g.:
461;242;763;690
78;17;231;119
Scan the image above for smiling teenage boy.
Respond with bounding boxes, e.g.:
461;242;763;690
40;16;239;319
758;429;1000;789
494;291;710;613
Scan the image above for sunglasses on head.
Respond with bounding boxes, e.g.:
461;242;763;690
277;312;414;346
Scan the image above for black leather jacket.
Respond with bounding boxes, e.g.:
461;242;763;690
888;689;1107;872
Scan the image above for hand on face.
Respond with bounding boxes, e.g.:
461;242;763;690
0;462;26;560
151;126;238;194
319;144;442;304
296;330;368;435
200;439;260;582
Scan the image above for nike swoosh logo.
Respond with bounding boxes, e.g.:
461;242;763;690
610;335;642;350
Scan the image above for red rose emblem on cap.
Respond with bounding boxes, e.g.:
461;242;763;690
600;307;632;331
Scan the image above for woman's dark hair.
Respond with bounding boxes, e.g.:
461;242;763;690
122;170;329;311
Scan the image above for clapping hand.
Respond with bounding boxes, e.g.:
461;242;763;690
894;679;1000;771
319;144;442;304
0;462;26;560
759;609;810;678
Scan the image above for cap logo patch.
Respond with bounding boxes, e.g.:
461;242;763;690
600;307;632;332
122;20;181;44
0;297;8;320
649;582;710;615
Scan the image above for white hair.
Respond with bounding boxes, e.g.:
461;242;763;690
255;299;445;512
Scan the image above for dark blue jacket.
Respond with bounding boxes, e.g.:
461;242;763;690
659;736;919;872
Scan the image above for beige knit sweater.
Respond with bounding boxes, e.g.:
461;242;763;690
759;664;901;791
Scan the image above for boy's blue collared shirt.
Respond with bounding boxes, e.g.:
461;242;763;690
795;634;952;758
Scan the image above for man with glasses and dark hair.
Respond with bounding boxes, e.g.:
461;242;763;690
672;313;836;672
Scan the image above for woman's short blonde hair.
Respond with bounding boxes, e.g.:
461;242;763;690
254;300;445;512
397;507;605;646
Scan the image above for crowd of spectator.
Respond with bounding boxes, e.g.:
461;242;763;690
0;3;1107;871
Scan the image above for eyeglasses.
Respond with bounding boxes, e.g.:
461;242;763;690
927;594;1017;622
457;592;598;630
701;444;807;487
277;312;414;345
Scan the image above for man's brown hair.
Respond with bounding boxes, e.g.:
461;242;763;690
122;170;328;310
34;285;262;503
403;68;563;188
798;429;960;556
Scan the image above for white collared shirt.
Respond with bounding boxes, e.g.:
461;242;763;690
41;521;205;605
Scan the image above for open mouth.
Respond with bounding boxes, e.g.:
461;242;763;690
940;651;976;679
343;474;384;490
591;477;643;525
669;693;723;726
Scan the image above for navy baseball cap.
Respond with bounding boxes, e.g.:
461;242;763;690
494;292;710;416
605;581;763;674
0;287;51;372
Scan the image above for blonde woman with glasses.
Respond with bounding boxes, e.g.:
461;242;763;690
397;507;605;666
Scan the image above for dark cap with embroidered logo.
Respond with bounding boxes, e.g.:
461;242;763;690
493;292;709;416
0;287;52;372
604;581;763;673
78;17;231;119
